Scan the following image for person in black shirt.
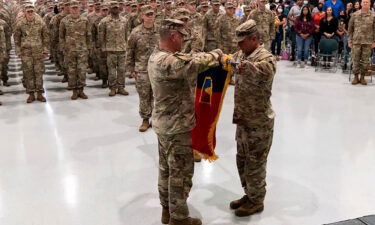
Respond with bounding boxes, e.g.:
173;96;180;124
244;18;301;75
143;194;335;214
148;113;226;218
319;7;339;66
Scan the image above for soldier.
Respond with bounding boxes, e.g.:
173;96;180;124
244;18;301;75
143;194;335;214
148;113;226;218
186;0;203;36
43;3;55;61
0;17;10;87
148;19;224;225
348;0;375;85
126;5;159;132
14;4;50;103
81;1;94;18
87;1;101;77
127;0;144;33
161;0;173;19
92;3;109;88
240;5;250;24
229;19;276;217
248;0;275;50
203;0;223;51
198;1;209;16
0;19;6;105
176;0;186;9
99;1;129;96
215;2;240;54
59;1;91;100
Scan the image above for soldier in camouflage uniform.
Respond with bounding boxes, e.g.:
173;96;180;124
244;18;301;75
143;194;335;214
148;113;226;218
186;0;203;36
0;2;11;87
148;19;223;225
43;3;55;62
215;2;240;54
87;1;101;77
99;1;129;96
197;1;209;16
229;20;276;217
240;5;251;24
127;0;144;33
81;1;94;18
59;1;91;100
0;20;6;105
348;0;375;85
203;0;223;51
247;0;275;50
161;0;173;20
126;5;159;132
14;4;50;103
92;3;109;88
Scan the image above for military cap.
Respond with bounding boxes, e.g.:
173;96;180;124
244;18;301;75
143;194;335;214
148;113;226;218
70;0;80;7
24;3;35;11
160;19;188;36
224;2;234;8
211;0;220;5
109;0;119;7
137;0;146;4
176;0;185;5
235;19;257;42
259;0;268;2
130;1;138;6
172;8;190;20
124;1;131;5
243;5;250;11
101;2;109;9
94;1;101;5
88;1;95;6
118;0;125;3
187;0;196;4
200;1;208;7
141;5;154;14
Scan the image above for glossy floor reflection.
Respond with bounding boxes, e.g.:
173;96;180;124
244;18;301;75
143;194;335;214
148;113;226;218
0;57;374;225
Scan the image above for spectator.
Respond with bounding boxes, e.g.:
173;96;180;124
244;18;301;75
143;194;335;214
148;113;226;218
372;2;375;12
312;0;325;14
272;4;287;59
319;7;339;66
288;0;304;61
339;8;351;69
294;5;315;67
323;0;344;18
312;2;325;55
353;1;361;12
346;2;353;12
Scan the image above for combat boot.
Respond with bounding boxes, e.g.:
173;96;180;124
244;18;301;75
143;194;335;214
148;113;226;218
360;74;367;85
109;88;116;97
71;89;78;100
27;92;35;103
169;217;202;225
78;88;88;99
0;89;3;95
36;92;46;102
139;119;150;132
234;201;264;217
351;74;359;85
193;151;202;162
230;195;249;210
102;79;108;88
161;207;170;224
117;88;129;96
0;101;2;106
3;81;10;87
61;76;68;83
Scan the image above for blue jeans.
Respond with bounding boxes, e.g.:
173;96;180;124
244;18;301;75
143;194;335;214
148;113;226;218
296;35;313;61
271;31;284;56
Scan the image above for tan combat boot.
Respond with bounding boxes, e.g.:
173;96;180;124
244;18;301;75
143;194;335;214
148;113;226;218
161;207;170;224
139;119;150;132
27;92;35;103
230;195;249;210
169;217;202;225
36;92;46;102
78;88;88;99
109;88;116;97
234;201;264;217
193;151;202;162
117;88;129;96
71;89;78;100
351;74;359;85
360;74;367;85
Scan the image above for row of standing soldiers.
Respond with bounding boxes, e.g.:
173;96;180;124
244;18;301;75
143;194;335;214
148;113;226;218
0;0;276;131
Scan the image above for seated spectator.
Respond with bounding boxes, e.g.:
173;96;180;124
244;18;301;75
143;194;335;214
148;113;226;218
272;4;287;59
353;1;361;12
323;0;344;18
294;5;315;67
312;3;325;55
319;7;339;42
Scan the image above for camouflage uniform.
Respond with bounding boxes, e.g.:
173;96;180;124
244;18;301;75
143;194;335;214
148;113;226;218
148;19;222;221
0;18;10;85
348;10;375;76
99;12;128;90
50;9;69;77
43;11;55;61
0;20;6;90
59;13;91;90
87;9;101;74
126;22;158;120
14;13;50;94
215;5;240;54
233;20;276;208
248;8;275;50
203;5;223;51
92;8;108;83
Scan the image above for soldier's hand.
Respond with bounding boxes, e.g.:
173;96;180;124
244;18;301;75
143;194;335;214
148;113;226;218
348;42;352;49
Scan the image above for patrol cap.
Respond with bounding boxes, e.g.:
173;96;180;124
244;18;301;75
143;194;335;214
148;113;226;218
137;0;146;5
187;0;196;5
200;1;208;7
259;0;268;2
118;0;125;4
224;2;234;8
243;5;250;11
63;0;70;6
172;8;190;20
94;1;101;5
70;1;80;7
141;5;154;14
109;1;119;7
235;19;257;42
211;0;220;5
88;1;95;6
24;3;35;11
176;0;185;6
164;0;172;3
160;19;188;36
101;2;109;9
